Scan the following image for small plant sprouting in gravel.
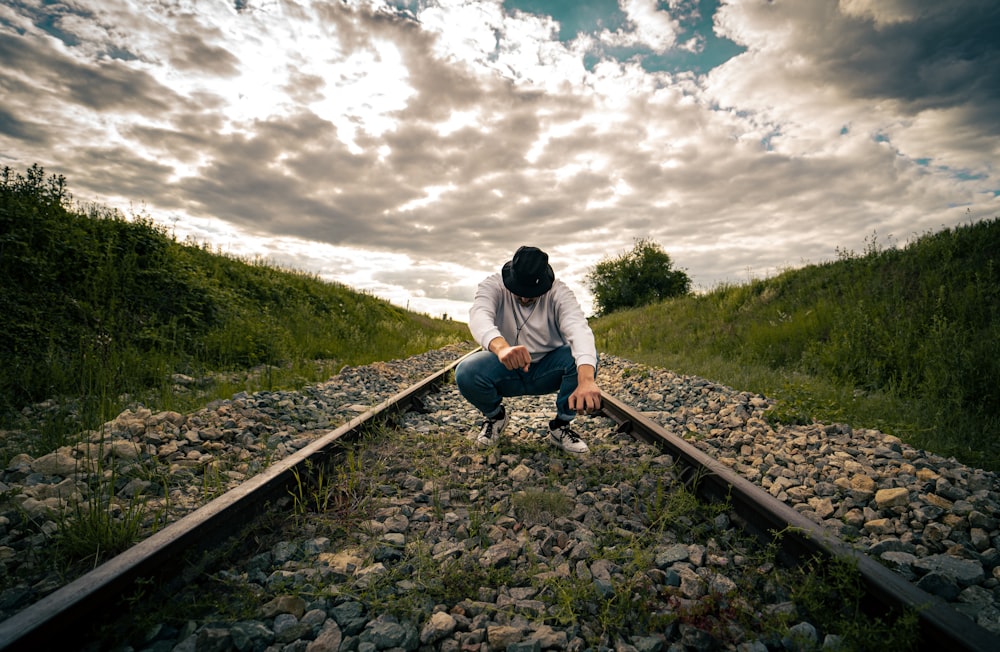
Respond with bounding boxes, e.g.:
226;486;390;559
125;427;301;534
53;483;148;569
288;442;385;529
511;488;573;524
49;440;164;571
201;460;231;501
288;458;332;520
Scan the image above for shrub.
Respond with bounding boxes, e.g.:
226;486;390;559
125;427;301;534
587;238;691;316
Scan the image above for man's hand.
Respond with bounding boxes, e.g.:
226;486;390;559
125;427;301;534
569;365;601;414
494;342;531;372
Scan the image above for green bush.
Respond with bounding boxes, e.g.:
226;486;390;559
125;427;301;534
586;238;691;316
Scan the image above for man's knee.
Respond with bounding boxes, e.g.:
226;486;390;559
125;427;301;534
455;351;498;387
454;360;469;389
455;357;479;390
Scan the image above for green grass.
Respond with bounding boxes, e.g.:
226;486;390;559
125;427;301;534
5;163;958;649
789;554;920;650
592;220;1000;472
287;424;794;648
0;164;468;459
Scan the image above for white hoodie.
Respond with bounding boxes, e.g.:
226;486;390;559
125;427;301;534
468;273;598;368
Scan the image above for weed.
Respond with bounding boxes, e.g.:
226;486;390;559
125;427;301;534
332;447;378;514
467;505;489;546
538;575;593;627
201;460;230;500
288;459;330;521
789;554;920;650
511;488;573;524
45;434;167;571
345;537;517;625
53;483;147;569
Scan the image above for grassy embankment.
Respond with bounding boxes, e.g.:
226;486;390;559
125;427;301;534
0;165;469;460
5;163;998;474
591;218;1000;473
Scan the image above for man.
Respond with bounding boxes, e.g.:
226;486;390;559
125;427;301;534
455;245;602;453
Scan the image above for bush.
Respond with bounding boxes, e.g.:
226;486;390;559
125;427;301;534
587;238;691;316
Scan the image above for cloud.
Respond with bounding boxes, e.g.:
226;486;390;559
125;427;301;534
0;0;996;319
0;104;49;145
624;0;686;50
710;0;1000;165
837;0;928;27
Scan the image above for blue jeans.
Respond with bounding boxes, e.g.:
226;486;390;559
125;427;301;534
455;345;585;422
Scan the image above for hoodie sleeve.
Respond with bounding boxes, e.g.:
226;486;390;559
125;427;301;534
468;274;505;350
551;281;599;369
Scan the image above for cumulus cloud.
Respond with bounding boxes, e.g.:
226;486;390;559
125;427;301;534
710;0;1000;163
838;0;927;27
597;0;682;53
0;0;996;318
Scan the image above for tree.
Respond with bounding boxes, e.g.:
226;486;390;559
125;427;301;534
586;238;691;316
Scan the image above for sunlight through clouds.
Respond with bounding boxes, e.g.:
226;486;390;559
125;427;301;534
308;40;415;153
1;0;997;318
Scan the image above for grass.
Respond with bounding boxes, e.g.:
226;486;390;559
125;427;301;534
281;423;796;648
67;394;922;650
0;164;469;461
39;437;168;576
591;220;1000;472
288;446;381;527
511;488;574;523
789;554;920;650
1;163;990;647
7;162;996;475
53;485;149;570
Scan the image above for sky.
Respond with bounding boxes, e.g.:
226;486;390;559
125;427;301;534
1;0;998;319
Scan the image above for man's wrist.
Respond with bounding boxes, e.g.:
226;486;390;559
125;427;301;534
488;337;510;355
577;364;596;382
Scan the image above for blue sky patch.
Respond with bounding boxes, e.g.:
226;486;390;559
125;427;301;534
503;0;744;74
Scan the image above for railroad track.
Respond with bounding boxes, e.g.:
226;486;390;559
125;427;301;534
0;349;996;651
0;351;471;651
598;393;999;652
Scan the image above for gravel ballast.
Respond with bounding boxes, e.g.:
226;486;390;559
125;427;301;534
1;343;998;650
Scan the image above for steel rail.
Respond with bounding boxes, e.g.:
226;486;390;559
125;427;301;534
598;390;1000;652
0;350;477;652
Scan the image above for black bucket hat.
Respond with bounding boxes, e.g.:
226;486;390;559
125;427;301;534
501;246;554;298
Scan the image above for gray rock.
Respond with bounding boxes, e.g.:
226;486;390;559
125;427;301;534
914;554;986;586
230;620;273;650
782;621;818;651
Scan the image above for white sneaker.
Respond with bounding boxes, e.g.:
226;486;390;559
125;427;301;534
476;408;508;447
548;423;589;454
